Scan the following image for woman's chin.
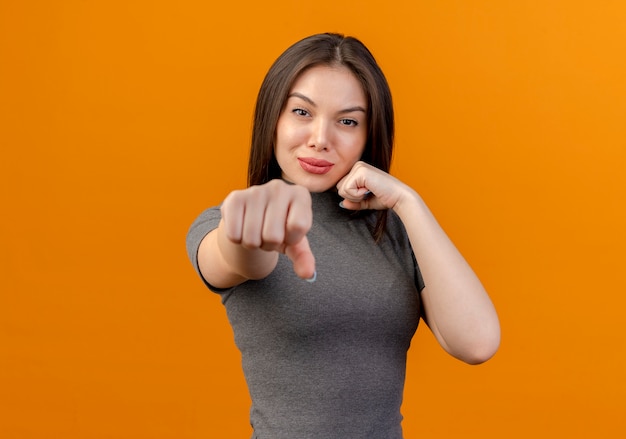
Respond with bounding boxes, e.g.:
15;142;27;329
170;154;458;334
282;174;337;193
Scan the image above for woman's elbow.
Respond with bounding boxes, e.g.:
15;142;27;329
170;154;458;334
456;330;501;365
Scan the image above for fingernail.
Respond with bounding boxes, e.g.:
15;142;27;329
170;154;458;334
305;271;317;283
339;201;346;209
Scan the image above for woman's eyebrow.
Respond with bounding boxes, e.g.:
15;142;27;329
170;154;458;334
338;106;367;114
288;92;316;106
288;92;367;114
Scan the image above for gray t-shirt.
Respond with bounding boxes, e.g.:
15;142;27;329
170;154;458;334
186;190;424;439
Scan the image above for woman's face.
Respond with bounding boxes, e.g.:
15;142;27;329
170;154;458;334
274;65;368;192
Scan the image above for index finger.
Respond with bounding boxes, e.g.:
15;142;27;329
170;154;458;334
284;235;316;281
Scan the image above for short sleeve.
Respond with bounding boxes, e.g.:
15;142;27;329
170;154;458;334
185;206;225;292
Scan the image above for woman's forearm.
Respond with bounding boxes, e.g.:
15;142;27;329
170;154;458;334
393;190;500;364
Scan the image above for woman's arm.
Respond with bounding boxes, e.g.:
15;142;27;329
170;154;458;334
197;180;316;289
392;189;500;364
197;221;279;288
337;162;500;364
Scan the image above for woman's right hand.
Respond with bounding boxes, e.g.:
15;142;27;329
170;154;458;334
201;180;315;283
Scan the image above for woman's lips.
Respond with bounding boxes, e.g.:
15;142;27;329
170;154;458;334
298;157;334;174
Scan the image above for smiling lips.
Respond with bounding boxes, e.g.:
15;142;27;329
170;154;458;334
298;157;334;174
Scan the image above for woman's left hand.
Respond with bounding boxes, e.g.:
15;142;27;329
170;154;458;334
336;161;411;211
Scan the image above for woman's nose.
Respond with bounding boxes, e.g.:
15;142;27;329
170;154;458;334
308;119;330;151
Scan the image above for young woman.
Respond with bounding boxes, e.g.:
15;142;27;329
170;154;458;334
186;33;500;438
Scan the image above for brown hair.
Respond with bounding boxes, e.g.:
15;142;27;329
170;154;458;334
248;33;395;241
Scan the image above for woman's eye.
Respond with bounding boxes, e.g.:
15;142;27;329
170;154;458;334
293;108;309;117
340;119;358;127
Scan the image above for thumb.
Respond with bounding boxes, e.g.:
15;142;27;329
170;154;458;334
339;199;370;211
284;235;316;281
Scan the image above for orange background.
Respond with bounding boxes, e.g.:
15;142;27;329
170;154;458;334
1;1;625;437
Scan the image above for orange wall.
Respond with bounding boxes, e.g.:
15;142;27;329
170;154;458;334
1;1;625;437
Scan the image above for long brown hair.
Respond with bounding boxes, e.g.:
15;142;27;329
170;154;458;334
248;33;395;241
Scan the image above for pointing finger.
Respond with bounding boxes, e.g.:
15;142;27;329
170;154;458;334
284;235;316;281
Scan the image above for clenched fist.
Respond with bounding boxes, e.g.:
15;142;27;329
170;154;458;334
220;179;316;280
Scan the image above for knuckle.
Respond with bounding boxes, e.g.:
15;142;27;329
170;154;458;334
240;237;261;250
224;228;241;243
261;230;283;247
226;188;245;202
288;215;311;234
222;189;249;213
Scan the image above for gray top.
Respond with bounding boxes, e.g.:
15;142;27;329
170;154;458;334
186;189;424;439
